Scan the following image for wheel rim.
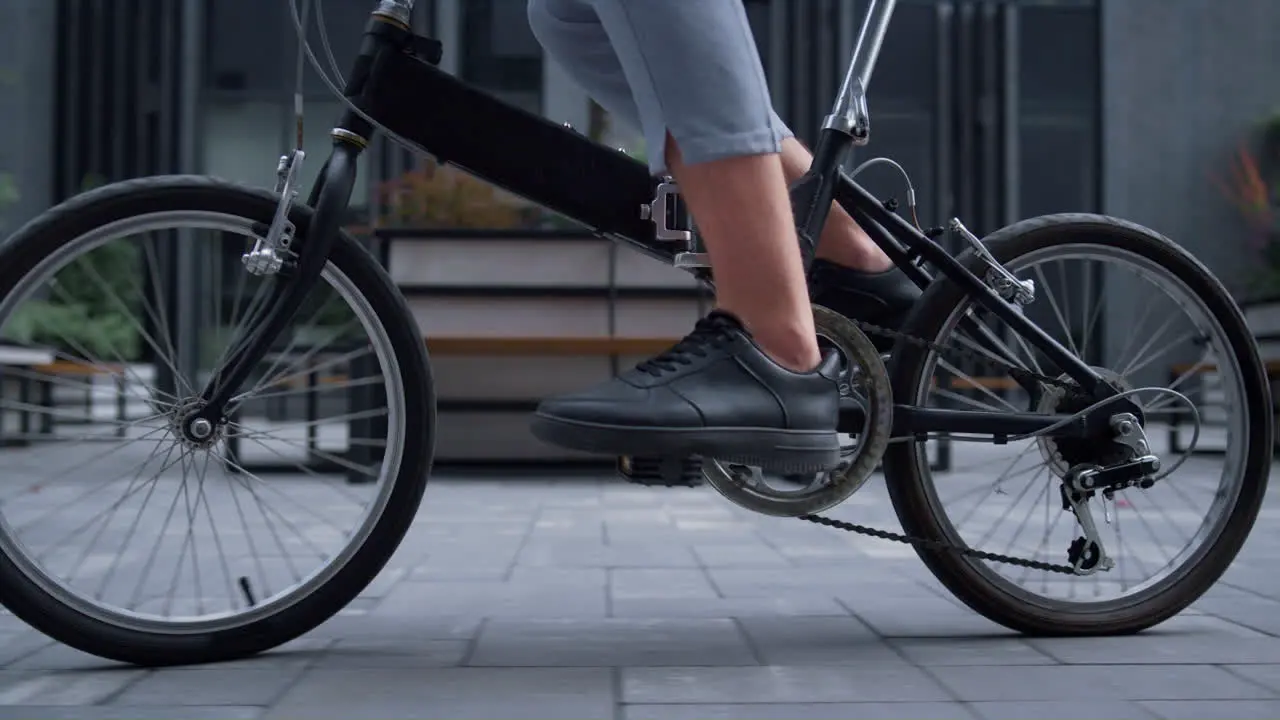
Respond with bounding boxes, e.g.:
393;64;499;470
0;211;408;633
908;243;1250;609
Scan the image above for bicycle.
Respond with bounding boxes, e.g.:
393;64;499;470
0;0;1270;666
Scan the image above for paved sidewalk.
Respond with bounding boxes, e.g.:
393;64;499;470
2;471;1280;719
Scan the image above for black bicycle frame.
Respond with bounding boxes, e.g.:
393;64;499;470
193;5;1118;443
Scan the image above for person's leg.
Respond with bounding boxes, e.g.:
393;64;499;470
528;0;919;343
526;0;841;471
779;139;923;340
545;0;819;370
781;139;890;272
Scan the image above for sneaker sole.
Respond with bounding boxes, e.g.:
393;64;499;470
530;414;843;474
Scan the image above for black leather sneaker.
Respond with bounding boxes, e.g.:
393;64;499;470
809;259;922;350
530;310;843;473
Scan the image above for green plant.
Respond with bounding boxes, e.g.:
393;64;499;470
4;240;143;360
374;162;544;230
1216;111;1280;298
624;140;648;167
0;173;18;234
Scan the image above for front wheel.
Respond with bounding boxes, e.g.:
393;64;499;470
884;213;1272;635
0;176;435;665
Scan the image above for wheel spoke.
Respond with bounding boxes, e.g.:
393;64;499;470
0;207;415;649
902;238;1257;619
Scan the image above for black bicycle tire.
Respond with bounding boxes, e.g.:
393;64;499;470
0;175;436;665
883;213;1272;636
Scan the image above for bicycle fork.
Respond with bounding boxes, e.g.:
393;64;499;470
181;6;404;439
182;142;362;439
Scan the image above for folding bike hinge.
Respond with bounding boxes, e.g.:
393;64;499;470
949;218;1035;307
243;150;305;277
641;177;694;244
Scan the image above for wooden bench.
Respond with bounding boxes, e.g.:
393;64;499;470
27;361;133;438
1167;360;1280;453
273;336;688;388
0;344;57;447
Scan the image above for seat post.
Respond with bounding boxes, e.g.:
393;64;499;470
373;0;415;25
823;0;897;143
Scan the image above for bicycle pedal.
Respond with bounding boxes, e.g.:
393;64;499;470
617;455;704;488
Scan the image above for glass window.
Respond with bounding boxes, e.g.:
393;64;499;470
460;0;543;114
202;99;369;213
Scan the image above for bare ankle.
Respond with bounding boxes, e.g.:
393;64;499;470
817;242;894;273
743;323;822;372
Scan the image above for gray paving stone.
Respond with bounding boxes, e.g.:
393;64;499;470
1223;664;1280;694
358;566;410;598
311;639;470;668
970;700;1158;720
609;595;847;618
0;630;53;669
706;565;925;598
623;702;978;720
622;666;953;704
843;594;1014;637
468;618;757;667
734;615;906;666
929;664;1273;702
308;610;483;642
891;637;1057;666
691;543;791;568
0;707;263;719
3;644;152;673
110;665;309;706
1150;612;1271;637
376;579;608;618
7;638;328;673
517;540;699;568
610;569;719;599
0;670;144;705
267;668;614;719
6;469;1280;717
1140;699;1280;719
1192;593;1280;636
1030;635;1280;665
406;562;510;582
509;567;608;585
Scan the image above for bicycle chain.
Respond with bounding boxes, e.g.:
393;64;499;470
798;318;1084;575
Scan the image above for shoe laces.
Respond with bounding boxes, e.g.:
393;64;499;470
634;313;738;377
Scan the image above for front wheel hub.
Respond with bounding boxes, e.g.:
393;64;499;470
188;417;214;440
172;400;225;449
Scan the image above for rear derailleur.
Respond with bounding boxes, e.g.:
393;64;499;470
1059;412;1161;575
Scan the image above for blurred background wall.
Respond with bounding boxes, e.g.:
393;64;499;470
0;0;1276;464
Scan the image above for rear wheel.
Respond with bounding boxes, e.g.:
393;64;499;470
884;213;1272;635
0;176;435;665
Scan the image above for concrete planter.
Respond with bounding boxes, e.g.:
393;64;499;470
1243;297;1280;361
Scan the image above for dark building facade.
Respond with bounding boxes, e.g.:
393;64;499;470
1;0;1277;283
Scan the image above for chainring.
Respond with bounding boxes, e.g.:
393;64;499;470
702;305;893;517
799;315;1095;575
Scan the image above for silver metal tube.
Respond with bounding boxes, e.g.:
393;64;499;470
824;0;897;137
374;0;414;25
